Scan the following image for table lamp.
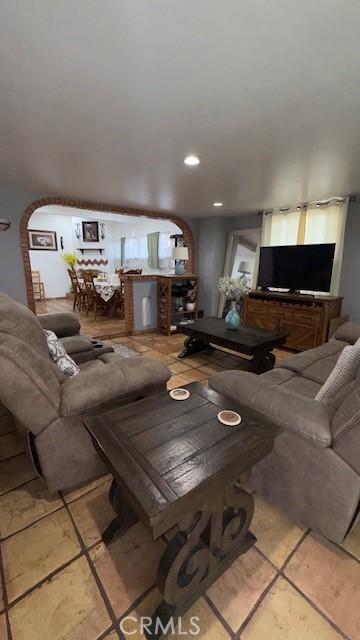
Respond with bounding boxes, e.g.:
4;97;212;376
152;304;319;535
172;246;189;275
238;260;251;275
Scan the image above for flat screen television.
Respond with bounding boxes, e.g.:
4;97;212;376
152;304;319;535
257;243;335;293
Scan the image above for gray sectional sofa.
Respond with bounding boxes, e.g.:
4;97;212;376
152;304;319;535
210;321;360;543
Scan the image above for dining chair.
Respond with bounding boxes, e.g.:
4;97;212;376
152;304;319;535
31;271;46;302
68;269;85;311
111;286;125;318
82;271;109;318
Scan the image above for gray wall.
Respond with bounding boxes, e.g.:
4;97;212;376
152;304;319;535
340;196;360;321
0;183;43;303
196;213;262;315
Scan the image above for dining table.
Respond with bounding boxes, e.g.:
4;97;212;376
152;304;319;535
94;280;121;302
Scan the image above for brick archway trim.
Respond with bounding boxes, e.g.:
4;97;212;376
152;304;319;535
20;196;195;313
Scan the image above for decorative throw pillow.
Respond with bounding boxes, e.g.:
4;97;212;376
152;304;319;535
315;341;360;404
44;330;80;377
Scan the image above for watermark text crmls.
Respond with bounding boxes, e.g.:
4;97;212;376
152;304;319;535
120;615;201;636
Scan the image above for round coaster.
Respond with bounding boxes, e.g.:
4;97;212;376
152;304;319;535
217;410;241;426
169;388;190;401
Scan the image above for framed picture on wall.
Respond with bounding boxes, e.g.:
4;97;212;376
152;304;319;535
82;221;99;242
28;229;58;251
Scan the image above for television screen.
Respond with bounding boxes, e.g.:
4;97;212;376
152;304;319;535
257;243;335;292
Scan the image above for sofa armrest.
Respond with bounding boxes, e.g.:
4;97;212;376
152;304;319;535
209;370;333;447
60;357;171;416
38;313;81;338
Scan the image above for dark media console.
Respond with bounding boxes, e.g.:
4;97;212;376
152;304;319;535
243;289;343;351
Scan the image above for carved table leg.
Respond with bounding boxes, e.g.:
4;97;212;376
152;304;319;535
250;350;276;373
102;479;139;545
146;482;255;639
178;336;210;358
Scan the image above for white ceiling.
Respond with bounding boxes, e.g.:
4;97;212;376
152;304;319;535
1;1;360;217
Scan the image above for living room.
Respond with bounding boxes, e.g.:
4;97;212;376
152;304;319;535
1;2;360;640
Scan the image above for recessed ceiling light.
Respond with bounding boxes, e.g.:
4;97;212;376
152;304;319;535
184;155;200;166
213;202;223;207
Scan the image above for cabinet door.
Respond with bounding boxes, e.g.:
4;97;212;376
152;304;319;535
245;312;280;333
281;321;318;350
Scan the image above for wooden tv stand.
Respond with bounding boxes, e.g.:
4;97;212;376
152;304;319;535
243;290;343;351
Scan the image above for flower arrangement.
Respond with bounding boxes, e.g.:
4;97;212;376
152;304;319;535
218;275;249;301
61;252;77;269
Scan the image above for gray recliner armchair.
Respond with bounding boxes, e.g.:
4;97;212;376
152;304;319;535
0;293;170;492
209;321;360;543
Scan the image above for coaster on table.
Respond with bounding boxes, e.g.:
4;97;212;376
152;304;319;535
217;410;241;426
169;388;190;401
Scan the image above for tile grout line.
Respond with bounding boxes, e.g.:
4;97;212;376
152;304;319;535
117;582;157;624
0;450;29;466
61;496;124;638
252;544;280;573
278;528;310;573
5;550;85;611
0;536;13;640
235;571;279;639
282;574;352;640
0;477;111;544
0;502;65;544
202;592;235;639
0;475;38;500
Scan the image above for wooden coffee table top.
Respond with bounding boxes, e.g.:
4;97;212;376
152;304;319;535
177;316;288;354
85;383;279;539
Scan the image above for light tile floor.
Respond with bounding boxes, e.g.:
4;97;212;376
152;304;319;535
0;333;359;639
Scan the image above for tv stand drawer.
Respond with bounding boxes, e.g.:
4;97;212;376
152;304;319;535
244;291;342;351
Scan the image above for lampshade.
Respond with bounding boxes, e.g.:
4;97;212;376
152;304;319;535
238;260;251;274
172;246;189;260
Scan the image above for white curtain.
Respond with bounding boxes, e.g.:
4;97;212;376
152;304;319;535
304;200;348;295
124;233;172;271
255;198;348;294
261;209;301;246
252;209;300;287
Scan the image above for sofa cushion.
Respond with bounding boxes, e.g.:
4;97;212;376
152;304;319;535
209;370;333;447
79;360;105;372
315;343;360;404
301;354;343;385
99;351;140;363
331;385;360;441
261;368;321;398
260;368;296;385
45;330;80;377
282;376;321;399
333;422;360;473
38;312;81;338
61;356;170;416
278;341;345;377
61;335;95;355
333;321;360;345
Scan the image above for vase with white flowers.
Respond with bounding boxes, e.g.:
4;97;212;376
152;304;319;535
218;275;250;330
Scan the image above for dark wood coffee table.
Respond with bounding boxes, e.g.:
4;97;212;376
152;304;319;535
85;383;279;638
177;316;288;372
